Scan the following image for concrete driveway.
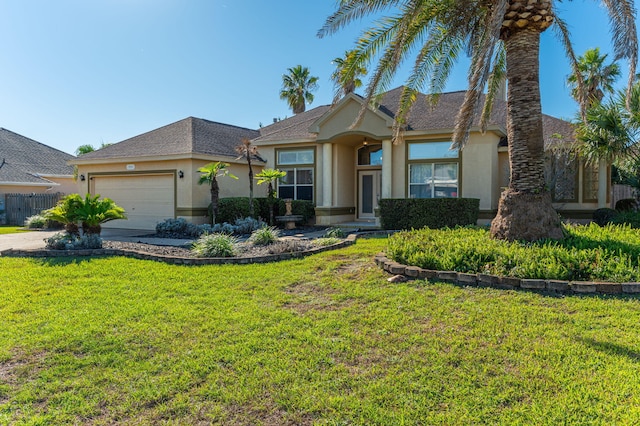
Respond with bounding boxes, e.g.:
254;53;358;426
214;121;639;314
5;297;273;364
0;228;151;252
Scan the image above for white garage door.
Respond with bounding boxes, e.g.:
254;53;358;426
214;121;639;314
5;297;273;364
92;174;175;230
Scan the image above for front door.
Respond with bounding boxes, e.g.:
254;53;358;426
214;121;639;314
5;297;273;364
358;170;381;219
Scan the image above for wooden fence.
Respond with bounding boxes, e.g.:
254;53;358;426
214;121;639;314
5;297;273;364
4;192;63;226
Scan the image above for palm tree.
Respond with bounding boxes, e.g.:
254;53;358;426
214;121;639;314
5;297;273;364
43;193;83;236
76;194;127;236
197;162;238;225
280;65;319;114
235;138;262;217
319;0;637;241
331;50;367;103
256;168;287;225
568;47;621;111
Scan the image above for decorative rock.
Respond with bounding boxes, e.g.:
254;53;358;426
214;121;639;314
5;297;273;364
547;280;570;292
498;277;521;289
418;269;438;280
404;266;421;278
520;279;546;290
388;274;407;283
477;274;500;286
623;283;640;293
437;271;458;283
388;264;406;275
457;273;478;285
596;283;622;294
570;282;597;293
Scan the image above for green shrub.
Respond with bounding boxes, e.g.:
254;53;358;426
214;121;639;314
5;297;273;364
191;233;238;257
217;197;316;224
379;198;479;230
387;223;640;282
45;232;103;250
611;210;640;228
249;226;280;246
593;208;619;226
615;198;638;212
24;214;47;229
324;227;345;238
316;237;341;246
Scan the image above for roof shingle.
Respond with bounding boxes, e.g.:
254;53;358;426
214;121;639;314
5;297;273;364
0;128;74;184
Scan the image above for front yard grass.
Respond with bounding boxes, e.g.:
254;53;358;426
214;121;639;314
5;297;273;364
2;237;640;424
0;226;29;235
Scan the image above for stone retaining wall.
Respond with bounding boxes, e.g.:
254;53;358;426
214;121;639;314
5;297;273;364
0;235;357;265
374;253;640;295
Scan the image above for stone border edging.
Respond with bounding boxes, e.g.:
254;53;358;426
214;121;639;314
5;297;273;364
374;253;640;295
0;234;357;265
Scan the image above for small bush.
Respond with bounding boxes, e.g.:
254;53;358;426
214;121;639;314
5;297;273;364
250;226;280;246
45;232;103;250
615;198;639;212
267;240;313;254
612;210;640;228
324;227;345;238
316;237;341;246
379;198;479;230
191;233;238;257
233;217;265;235
156;218;202;238
24;215;47;229
593;208;618;226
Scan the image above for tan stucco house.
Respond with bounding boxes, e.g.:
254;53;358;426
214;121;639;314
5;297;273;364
71;88;603;231
253;87;602;226
71;117;261;230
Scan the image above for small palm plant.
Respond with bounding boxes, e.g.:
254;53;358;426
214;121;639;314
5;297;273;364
256;168;287;225
43;193;83;236
76;194;127;236
198;162;238;225
235;138;261;217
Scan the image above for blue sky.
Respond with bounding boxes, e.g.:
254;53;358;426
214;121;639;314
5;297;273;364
0;0;636;155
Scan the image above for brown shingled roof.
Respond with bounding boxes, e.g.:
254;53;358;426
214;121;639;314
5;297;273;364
253;87;574;146
77;117;260;161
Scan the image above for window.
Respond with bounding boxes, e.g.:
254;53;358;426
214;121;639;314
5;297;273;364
358;144;382;166
408;141;459;198
276;149;314;201
409;163;458;198
583;162;599;202
545;151;578;202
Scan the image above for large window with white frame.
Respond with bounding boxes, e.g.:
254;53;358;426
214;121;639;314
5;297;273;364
408;141;459;198
276;148;315;201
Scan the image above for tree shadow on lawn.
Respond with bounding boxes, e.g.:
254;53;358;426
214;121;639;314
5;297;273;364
31;256;110;267
577;336;640;362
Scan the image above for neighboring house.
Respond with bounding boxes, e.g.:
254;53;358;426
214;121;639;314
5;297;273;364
71;117;261;230
0;128;76;223
252;87;600;226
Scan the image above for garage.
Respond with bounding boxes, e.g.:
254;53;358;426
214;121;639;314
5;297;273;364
91;173;175;230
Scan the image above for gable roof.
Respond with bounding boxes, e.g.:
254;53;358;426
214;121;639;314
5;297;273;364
0;128;74;185
74;117;260;162
253;87;575;146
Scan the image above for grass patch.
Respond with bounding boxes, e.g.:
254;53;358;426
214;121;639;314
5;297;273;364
2;237;640;423
387;224;640;282
0;226;30;235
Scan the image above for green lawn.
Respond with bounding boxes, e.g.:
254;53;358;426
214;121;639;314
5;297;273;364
2;237;640;424
0;226;29;235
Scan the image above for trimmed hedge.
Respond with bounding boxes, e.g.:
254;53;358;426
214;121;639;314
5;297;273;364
216;197;315;224
379;198;480;230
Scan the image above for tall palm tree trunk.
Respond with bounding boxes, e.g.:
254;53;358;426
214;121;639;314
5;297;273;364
210;178;219;226
490;26;563;241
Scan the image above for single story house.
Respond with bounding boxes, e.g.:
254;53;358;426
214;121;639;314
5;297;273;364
252;87;601;226
71;117;261;229
71;88;602;231
0;128;76;224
